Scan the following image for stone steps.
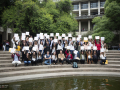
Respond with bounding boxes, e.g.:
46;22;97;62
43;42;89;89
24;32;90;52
1;64;120;72
1;71;120;84
0;67;120;78
107;50;120;53
0;60;12;63
108;61;120;64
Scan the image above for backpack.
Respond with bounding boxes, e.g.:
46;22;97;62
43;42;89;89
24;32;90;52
73;62;78;68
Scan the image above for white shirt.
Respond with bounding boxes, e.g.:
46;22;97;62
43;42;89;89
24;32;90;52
39;44;44;50
37;55;41;59
82;55;84;59
52;55;57;60
70;45;74;50
88;55;91;59
100;54;105;59
52;47;56;54
32;57;36;61
57;44;63;50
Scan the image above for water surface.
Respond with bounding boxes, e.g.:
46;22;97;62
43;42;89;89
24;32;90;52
2;76;120;90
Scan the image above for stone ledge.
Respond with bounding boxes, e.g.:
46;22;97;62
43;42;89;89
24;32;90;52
0;72;120;84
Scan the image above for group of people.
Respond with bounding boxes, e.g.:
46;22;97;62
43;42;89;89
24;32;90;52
2;40;10;51
10;33;108;67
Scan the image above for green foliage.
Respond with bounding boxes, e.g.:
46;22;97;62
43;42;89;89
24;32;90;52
92;0;120;43
1;0;78;36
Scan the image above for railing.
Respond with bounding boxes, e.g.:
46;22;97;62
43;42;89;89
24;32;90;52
75;14;104;19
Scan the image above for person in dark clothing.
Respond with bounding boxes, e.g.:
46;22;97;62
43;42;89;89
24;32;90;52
3;40;6;51
24;53;31;66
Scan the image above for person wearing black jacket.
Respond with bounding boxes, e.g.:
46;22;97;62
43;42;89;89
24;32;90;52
24;53;31;66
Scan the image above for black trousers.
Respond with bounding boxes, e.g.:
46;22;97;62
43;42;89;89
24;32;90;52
38;59;43;63
73;59;79;63
93;58;98;64
97;50;100;59
31;60;37;65
52;60;58;64
66;59;73;64
100;59;106;65
59;59;65;64
80;59;85;64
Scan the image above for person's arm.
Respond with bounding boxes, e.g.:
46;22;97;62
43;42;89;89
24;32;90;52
99;39;101;45
66;54;68;58
65;50;68;55
11;54;14;58
71;54;73;59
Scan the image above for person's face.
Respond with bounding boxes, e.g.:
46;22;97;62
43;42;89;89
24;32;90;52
54;52;56;55
47;51;49;54
82;51;83;54
97;41;99;44
23;43;25;46
59;41;60;44
33;52;35;55
69;51;71;54
50;38;52;40
39;52;41;54
60;51;62;54
89;51;90;54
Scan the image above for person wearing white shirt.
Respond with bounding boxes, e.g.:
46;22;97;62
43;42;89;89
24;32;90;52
100;52;106;65
70;42;75;55
52;52;58;64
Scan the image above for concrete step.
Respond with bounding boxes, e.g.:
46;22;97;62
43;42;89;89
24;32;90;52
106;53;120;55
0;67;120;78
107;58;120;61
108;61;120;64
1;71;120;84
0;54;11;57
106;55;120;58
0;51;11;54
0;60;12;63
0;57;12;60
1;64;120;72
107;50;120;53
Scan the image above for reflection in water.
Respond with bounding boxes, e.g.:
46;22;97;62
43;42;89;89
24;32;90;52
4;76;120;90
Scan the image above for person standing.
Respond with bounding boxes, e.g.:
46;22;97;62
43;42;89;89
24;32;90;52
3;40;6;51
6;40;10;51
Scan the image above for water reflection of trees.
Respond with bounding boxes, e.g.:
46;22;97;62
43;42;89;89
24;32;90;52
8;77;120;90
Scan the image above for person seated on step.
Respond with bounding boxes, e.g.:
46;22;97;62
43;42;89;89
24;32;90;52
58;50;65;65
11;51;21;67
86;51;93;64
100;50;106;65
93;51;98;64
24;52;31;66
52;52;58;65
80;51;86;64
44;51;51;65
37;51;43;65
31;51;37;66
73;50;80;63
66;51;73;64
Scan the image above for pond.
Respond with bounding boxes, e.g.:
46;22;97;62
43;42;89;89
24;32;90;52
1;76;120;90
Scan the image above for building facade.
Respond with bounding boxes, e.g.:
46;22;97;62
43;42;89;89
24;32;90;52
72;0;105;35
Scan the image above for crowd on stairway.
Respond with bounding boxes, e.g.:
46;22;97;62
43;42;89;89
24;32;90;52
9;32;108;67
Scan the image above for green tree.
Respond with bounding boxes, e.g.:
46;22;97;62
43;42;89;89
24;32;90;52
92;0;120;43
2;0;78;36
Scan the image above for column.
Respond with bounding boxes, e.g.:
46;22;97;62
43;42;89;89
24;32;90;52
79;2;81;16
88;1;90;16
98;0;100;15
88;20;90;31
79;21;81;35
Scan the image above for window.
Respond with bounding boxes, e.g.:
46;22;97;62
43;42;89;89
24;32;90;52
100;1;105;7
73;4;79;10
81;2;88;9
90;2;98;8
